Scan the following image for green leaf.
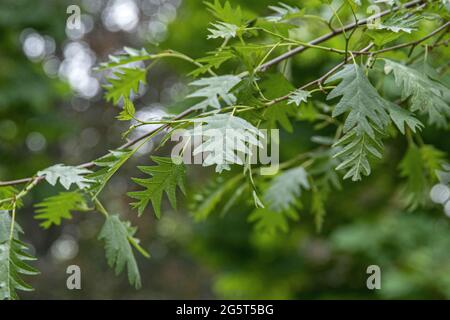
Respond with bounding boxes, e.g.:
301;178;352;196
374;11;422;33
38;164;93;190
128;156;186;218
105;67;147;106
97;47;151;71
326;64;394;180
384;59;450;127
388;104;423;134
189;50;235;77
87;149;134;197
116;98;136;121
248;207;298;234
0;211;39;300
399;143;429;209
205;0;247;26
0;187;23;211
333;129;384;181
265;3;304;23
326;64;390;138
420;145;446;182
98;215;148;289
191;174;243;221
264;166;310;212
187;75;242;110
288;89;311;106
34;192;87;229
259;73;297;132
207;22;239;39
187;114;263;173
311;188;326;233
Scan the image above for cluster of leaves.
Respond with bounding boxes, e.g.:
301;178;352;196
1;0;450;299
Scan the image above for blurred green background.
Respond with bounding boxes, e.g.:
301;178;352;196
0;0;450;299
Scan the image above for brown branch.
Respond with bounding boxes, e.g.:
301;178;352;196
0;107;195;187
257;0;426;72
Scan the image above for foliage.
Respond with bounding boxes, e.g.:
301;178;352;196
1;0;450;298
128;157;186;218
98;215;149;289
34;192;88;228
38;164;93;190
0;211;39;300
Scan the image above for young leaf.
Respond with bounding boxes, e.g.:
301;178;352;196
38;164;93;190
0;211;39;300
0;187;23;211
189;50;235;77
207;22;239;39
265;3;303;23
116;98;136;121
374;12;422;33
264;166;310;212
128;156;186;218
205;0;247;26
187;114;263;173
98;215;148;289
187;75;241;110
191;174;243;221
248;207;298;234
384;59;450;127
87;149;134;197
97;47;151;71
34;192;88;229
105;67;147;106
399;143;429;209
420;145;446;182
288;89;311;106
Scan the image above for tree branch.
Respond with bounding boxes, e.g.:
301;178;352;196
257;0;425;72
0;0;433;188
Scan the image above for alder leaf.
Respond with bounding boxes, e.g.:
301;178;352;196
205;0;247;26
388;104;423;134
187;75;241;110
105;67;147;106
326;64;390;138
248;207;298;234
116;98;136;121
34;192;88;229
0;211;39;300
191;174;243;221
264;166;310;212
87;149;134;197
187;114;263;173
98;215;149;289
288;89;311;106
399;143;429;209
128;156;186;218
207;22;239;39
97;47;151;71
333;129;384;181
189;50;235;77
375;12;422;33
384;59;450;127
265;3;303;23
38;164;93;190
0;187;23;211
